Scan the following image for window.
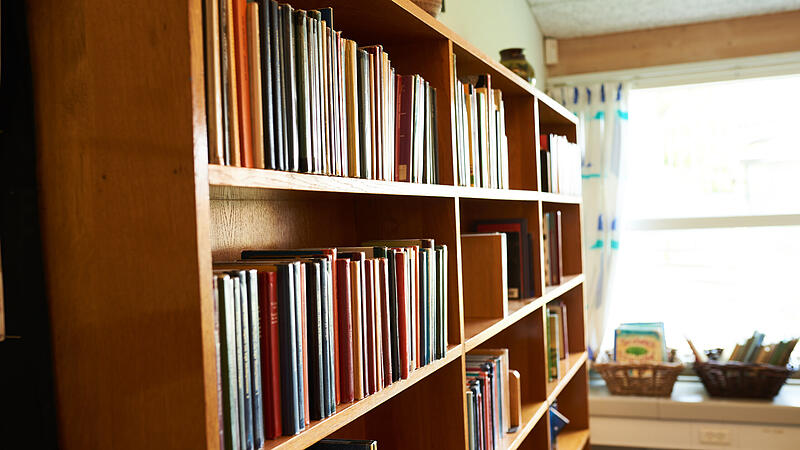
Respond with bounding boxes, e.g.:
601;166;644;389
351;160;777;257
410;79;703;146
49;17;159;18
604;75;800;362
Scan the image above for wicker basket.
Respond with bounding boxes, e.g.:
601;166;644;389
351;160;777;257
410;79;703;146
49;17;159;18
694;361;793;399
594;361;684;397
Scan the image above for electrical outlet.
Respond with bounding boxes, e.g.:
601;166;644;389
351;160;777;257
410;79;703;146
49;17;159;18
699;428;732;445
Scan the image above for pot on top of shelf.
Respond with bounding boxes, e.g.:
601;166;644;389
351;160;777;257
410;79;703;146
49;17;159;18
411;0;443;18
499;48;536;86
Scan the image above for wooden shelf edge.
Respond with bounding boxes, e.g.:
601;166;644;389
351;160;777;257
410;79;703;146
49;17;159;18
543;274;585;304
464;275;584;352
209;165;579;204
533;86;579;126
464;296;547;352
208;165;458;198
500;401;549;450
539;192;582;205
546;352;589;405
556;428;590;450
266;344;462;450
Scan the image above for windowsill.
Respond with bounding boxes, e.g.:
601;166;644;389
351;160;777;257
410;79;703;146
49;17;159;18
589;376;800;425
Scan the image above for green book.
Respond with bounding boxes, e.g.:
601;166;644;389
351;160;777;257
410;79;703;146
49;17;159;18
547;311;560;381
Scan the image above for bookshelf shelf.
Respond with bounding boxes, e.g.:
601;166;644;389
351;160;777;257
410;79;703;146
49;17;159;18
464;274;584;352
267;345;462;450
30;0;587;448
208;164;458;199
500;401;549;450
209;165;584;205
547;352;589;404
556;428;591;450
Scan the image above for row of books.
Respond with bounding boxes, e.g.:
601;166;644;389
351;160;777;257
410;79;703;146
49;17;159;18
540;134;581;196
728;332;798;366
542;211;564;287
212;240;448;447
204;0;440;183
465;349;520;450
546;301;570;382
453;71;510;189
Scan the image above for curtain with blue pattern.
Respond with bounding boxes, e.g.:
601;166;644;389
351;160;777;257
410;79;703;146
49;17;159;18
548;83;629;361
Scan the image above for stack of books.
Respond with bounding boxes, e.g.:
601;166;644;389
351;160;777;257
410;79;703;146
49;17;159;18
453;68;510;189
540;134;581;195
205;1;439;183
727;332;797;366
212;240;448;444
546;302;570;382
465;349;516;450
542;211;563;287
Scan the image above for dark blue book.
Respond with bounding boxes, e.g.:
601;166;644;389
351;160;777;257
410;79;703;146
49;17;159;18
318;7;333;28
277;264;301;435
244;270;265;449
550;405;570;440
304;261;325;420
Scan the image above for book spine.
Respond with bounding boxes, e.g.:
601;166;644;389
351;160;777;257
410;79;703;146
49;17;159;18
260;271;281;439
318;260;333;418
246;3;265;169
277;264;300;435
349;261;364;400
269;0;284;170
305;262;324;420
294;10;312;172
364;259;376;394
378;257;393;386
218;275;241;450
233;0;254;168
336;259;355;403
280;4;300;172
246;270;264;448
212;277;225;448
298;263;309;427
256;0;276;169
394;251;409;379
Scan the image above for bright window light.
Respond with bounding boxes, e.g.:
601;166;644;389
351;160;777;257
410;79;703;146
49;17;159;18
604;75;800;362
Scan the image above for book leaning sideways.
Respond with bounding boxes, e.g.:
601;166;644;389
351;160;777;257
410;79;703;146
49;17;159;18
614;322;666;363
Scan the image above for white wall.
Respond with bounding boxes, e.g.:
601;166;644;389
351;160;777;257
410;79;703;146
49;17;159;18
438;0;547;86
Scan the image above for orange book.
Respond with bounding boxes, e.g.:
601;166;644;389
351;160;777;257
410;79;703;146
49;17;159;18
246;3;265;169
233;0;254;167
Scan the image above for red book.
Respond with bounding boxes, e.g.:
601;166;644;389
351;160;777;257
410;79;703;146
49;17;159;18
394;251;410;379
335;258;354;403
364;259;376;395
233;0;254;167
299;264;310;426
395;75;414;182
258;271;281;439
378;258;392;387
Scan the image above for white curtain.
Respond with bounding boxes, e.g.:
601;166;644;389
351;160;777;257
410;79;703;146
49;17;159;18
548;83;629;360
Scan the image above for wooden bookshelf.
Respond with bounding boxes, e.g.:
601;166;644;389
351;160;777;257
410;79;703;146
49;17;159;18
29;0;588;449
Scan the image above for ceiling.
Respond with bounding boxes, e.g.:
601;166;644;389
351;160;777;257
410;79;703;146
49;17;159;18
527;0;800;38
